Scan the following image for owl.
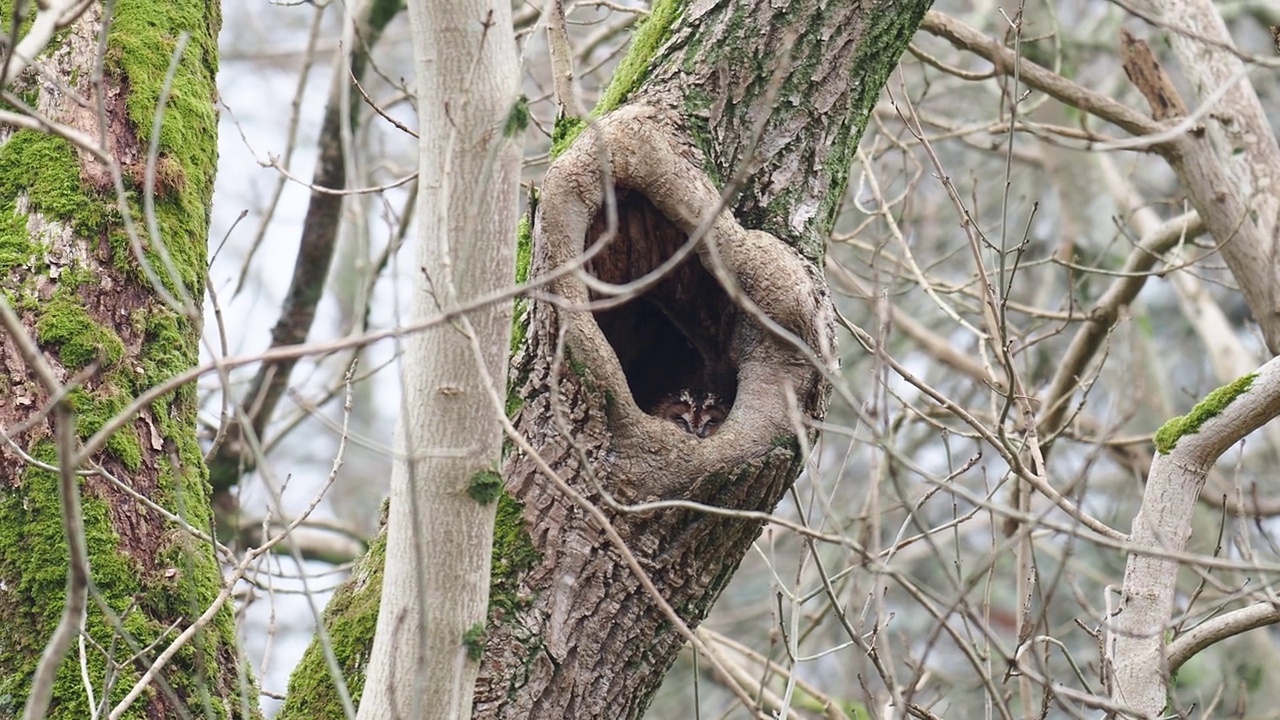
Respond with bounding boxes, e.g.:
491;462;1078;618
651;389;729;438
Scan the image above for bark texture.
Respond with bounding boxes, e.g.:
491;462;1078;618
0;1;235;717
1130;0;1280;353
475;1;930;717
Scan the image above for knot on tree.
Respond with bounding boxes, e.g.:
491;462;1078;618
528;105;835;498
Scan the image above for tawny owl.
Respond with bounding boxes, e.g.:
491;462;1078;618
650;389;728;438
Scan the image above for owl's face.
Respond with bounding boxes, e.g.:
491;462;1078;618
654;389;728;438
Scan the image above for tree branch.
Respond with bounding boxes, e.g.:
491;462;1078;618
1110;355;1280;716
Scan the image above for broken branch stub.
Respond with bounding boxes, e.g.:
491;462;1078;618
528;104;835;498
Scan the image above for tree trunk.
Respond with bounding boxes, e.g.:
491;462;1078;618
0;2;234;717
357;0;523;718
476;1;930;717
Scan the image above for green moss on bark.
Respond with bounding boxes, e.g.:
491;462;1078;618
0;445;170;717
68;386;143;470
277;532;385;719
550;0;683;156
36;291;127;369
0;131;115;238
482;491;544;700
1154;373;1257;454
597;0;683;112
105;1;221;295
468;469;504;505
0;0;233;715
463;623;488;661
506;210;535;420
489;492;541;619
0;208;32;272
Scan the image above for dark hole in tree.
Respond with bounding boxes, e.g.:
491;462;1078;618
584;189;739;416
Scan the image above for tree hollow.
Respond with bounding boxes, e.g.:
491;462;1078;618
586;189;740;414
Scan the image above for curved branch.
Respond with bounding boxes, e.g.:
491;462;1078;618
1168;601;1280;672
1110;355;1280;716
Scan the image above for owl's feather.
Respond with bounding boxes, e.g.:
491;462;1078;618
650;389;728;438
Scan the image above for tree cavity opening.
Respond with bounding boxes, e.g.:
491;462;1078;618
584;189;739;416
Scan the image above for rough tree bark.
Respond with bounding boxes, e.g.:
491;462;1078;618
1129;0;1280;354
476;1;930;717
0;1;234;717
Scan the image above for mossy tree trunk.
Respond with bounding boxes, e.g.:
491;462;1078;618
0;2;238;718
283;1;930;717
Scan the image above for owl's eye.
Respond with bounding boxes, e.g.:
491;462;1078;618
677;417;692;433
